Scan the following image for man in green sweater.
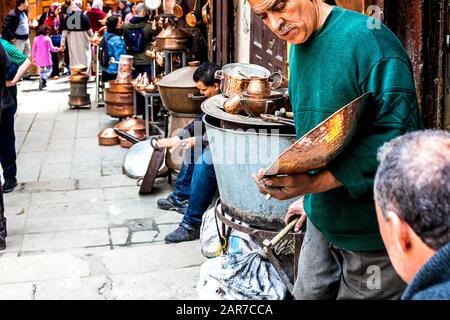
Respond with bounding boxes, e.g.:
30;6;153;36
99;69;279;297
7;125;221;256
250;0;423;299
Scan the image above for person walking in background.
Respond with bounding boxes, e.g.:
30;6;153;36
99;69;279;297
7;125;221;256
2;0;32;79
124;2;137;24
39;2;63;79
32;25;61;90
100;15;127;82
374;130;450;300
61;0;93;75
2;0;31;57
117;0;131;22
123;3;159;78
86;0;107;33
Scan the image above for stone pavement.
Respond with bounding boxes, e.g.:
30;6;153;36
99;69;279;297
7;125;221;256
0;78;206;300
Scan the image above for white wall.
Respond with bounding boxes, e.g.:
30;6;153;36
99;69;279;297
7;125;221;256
234;0;252;63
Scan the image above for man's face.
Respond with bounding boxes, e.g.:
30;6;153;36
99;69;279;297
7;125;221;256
196;81;220;98
375;203;409;282
248;0;320;44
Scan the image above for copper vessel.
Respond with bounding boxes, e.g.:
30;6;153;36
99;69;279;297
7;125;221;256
69;73;89;83
104;90;133;104
70;64;88;73
114;117;146;133
214;63;271;97
98;128;120;146
223;93;243;115
119;130;146;148
264;93;370;176
108;80;133;93
155;26;191;51
105;103;134;118
68;95;91;108
158;64;206;114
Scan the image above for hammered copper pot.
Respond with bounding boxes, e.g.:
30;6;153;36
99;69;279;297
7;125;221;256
114;117;146;134
98;128;120;146
119;130;146;148
155;26;191;51
104;90;133;104
105;102;134;118
108;80;134;93
214;63;271;97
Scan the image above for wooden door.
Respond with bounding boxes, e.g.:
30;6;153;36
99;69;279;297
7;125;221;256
212;0;233;65
249;12;287;74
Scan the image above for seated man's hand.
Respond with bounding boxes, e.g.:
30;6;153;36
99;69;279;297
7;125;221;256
284;197;307;233
6;80;16;87
252;169;315;200
155;136;181;150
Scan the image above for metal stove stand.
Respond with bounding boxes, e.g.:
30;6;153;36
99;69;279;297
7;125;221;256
214;198;303;295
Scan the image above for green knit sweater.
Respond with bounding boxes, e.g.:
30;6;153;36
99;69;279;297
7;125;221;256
288;6;423;251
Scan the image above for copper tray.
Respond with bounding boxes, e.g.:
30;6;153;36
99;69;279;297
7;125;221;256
263;93;370;176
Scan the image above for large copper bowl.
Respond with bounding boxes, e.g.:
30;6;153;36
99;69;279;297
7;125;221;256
157;64;206;114
264;93;370;176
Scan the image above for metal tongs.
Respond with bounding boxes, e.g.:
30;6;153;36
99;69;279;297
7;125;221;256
259;113;295;127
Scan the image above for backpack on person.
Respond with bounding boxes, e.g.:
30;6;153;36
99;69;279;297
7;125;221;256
99;33;114;68
124;27;146;53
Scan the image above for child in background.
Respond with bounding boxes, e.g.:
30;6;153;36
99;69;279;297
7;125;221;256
32;25;61;90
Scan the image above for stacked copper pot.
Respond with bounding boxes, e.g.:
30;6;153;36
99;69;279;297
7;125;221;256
68;65;91;108
104;55;134;118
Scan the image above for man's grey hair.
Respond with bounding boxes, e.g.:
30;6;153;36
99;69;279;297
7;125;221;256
374;130;450;250
135;3;148;15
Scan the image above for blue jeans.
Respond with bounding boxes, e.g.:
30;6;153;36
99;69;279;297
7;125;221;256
182;149;217;227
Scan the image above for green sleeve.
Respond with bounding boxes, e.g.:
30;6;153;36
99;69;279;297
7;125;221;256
0;39;27;66
328;58;424;198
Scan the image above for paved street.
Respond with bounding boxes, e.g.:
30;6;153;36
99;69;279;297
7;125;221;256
0;78;205;299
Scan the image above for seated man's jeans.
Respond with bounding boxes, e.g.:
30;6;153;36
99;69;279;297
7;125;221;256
172;148;198;201
182;149;217;227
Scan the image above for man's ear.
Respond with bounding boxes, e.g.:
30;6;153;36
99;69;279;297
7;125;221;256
386;211;412;253
214;83;220;92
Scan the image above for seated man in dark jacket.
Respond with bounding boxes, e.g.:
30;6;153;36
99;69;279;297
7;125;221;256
374;130;450;300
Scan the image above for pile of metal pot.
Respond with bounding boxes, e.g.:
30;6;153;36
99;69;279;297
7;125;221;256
216;63;290;117
68;65;91;109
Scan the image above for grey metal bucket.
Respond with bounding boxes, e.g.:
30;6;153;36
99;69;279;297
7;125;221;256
204;114;297;230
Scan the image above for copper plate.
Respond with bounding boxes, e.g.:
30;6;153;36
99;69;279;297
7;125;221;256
263;93;370;176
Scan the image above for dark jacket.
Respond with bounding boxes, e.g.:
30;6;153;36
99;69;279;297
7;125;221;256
1;8;26;42
119;6;131;23
122;16;159;65
402;243;450;300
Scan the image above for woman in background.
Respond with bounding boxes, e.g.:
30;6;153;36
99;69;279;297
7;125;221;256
101;15;127;82
39;2;63;79
61;0;93;75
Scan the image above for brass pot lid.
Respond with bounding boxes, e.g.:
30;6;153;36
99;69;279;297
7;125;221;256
98;128;119;139
158;65;199;88
114;117;146;132
156;26;191;40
